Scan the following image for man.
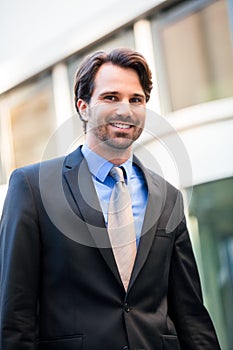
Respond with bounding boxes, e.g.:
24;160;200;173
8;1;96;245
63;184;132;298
0;48;221;349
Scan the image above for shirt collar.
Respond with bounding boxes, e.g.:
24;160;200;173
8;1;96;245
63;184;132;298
81;143;132;183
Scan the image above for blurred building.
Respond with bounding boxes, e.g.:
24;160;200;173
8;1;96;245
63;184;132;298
0;0;233;348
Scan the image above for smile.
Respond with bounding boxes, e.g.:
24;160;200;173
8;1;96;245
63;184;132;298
110;123;132;129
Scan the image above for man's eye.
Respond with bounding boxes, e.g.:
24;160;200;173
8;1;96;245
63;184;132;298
130;97;143;103
104;95;117;101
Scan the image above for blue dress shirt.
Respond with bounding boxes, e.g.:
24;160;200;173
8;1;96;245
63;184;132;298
81;144;148;247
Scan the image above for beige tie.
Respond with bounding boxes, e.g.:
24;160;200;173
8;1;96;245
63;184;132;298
108;166;136;290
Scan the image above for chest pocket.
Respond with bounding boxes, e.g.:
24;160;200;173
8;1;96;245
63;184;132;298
37;334;83;350
161;334;181;350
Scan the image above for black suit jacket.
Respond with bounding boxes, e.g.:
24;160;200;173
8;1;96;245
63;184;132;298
0;146;221;350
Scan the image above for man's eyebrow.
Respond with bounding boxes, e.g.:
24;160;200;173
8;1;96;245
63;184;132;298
99;91;118;97
99;91;145;99
133;93;146;99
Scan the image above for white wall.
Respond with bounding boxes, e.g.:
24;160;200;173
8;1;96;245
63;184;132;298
0;0;165;93
135;98;233;189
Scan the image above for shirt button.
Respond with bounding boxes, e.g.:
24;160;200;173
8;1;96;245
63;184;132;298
124;302;131;312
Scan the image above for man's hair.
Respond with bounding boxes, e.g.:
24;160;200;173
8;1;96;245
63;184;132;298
74;48;153;131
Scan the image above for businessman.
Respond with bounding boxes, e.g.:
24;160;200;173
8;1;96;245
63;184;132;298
0;48;221;349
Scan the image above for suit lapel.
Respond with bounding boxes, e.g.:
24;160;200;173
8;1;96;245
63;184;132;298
63;146;122;286
128;157;167;291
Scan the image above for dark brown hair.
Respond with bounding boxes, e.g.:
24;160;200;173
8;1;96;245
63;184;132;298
74;48;153;131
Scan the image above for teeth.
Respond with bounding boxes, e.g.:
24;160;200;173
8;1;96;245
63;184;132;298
111;123;131;129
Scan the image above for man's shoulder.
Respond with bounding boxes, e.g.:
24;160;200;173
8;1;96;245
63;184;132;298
10;146;83;179
11;155;66;178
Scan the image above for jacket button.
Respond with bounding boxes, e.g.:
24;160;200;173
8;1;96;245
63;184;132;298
124;303;131;312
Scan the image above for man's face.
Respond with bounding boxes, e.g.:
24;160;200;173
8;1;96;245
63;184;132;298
78;62;146;158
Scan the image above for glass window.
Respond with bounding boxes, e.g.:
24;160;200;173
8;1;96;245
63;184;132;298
187;177;233;350
67;27;135;115
153;0;233;111
0;73;56;175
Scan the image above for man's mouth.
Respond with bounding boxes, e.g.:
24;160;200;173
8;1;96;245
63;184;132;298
110;123;132;129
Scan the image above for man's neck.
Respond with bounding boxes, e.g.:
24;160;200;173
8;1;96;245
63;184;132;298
84;142;132;166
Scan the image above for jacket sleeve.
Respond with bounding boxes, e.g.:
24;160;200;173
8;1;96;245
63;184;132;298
0;169;40;350
167;199;221;350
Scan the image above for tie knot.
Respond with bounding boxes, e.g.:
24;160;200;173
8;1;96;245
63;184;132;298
110;166;125;183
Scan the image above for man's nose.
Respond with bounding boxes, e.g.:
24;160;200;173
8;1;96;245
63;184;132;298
115;102;132;117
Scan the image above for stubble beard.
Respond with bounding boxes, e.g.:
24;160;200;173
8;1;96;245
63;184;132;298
94;125;143;151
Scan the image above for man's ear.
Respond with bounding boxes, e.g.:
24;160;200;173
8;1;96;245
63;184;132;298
77;99;89;121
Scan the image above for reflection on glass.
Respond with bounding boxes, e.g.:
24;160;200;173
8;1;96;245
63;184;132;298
4;75;56;170
188;177;233;350
160;0;233;110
